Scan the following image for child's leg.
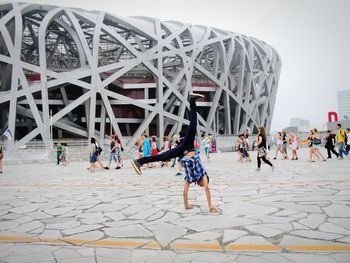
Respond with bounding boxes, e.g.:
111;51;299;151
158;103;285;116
137;145;184;165
183;181;192;209
200;175;219;213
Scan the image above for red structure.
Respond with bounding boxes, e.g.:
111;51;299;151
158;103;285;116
328;112;339;122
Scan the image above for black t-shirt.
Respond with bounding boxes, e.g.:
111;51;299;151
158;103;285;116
258;136;266;149
110;141;116;153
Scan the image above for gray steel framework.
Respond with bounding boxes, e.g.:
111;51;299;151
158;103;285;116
0;2;281;149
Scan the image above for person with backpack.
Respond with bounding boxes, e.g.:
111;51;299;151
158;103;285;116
0;143;3;174
88;137;98;171
131;93;219;213
104;135;118;170
255;126;275;171
55;142;62;165
346;128;350;154
336;123;348;159
94;138;104;170
325;130;339;159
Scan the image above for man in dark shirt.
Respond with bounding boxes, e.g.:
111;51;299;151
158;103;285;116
325;130;339;159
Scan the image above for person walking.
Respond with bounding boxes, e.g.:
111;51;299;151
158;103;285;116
115;134;123;169
336;123;348;159
255;126;274;171
311;128;326;161
325;130;339;159
346;128;350;154
0;143;3;174
88;137;98;172
290;133;299;160
281;130;289;160
201;133;211;162
273;132;283;160
55;142;62;165
104;135;118;170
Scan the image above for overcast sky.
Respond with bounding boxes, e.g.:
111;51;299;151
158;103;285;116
7;0;350;130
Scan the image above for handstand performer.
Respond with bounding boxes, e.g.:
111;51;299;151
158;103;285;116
131;93;219;213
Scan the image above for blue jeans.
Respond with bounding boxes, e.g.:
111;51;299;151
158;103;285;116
137;99;198;165
338;142;348;158
108;152;117;164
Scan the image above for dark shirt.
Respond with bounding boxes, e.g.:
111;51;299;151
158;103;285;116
110;140;116;153
325;134;335;148
258;136;266;149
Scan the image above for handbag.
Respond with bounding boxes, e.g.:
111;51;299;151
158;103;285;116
258;147;266;157
313;138;321;145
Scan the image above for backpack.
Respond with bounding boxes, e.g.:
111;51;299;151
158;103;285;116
95;144;103;155
344;131;348;145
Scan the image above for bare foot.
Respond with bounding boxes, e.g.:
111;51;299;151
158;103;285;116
185;205;193;210
209;205;220;213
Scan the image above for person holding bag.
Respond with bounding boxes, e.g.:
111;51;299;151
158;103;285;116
0;143;3;174
255;127;274;171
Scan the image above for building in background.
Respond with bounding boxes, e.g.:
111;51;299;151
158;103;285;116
337;89;350;121
289;118;310;129
0;2;281;149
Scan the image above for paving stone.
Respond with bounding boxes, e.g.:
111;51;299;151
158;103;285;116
103;225;153;238
245;224;285;238
230;235;274;245
144;212;180;226
222;230;248;243
236;255;274;263
63;230;104;241
81;218;107;224
283;254;339;263
86;204;128;213
122;204;153;216
95;247;132;260
45;207;75;216
76;248;95;257
147;223;187;245
183;231;221;241
319;222;350;235
129;207;160;220
220;202;279;216
9;204;42;214
62;224;102;236
330;253;350;263
132;250;176;263
324;204;350;218
53;248;82;260
46;220;80;230
328;218;350;230
290;230;344;241
39;230;62;239
26;211;52;220
0;221;19;231
298;214;326;229
15;221;43;233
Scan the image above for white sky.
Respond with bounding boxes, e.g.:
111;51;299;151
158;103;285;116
5;0;350;130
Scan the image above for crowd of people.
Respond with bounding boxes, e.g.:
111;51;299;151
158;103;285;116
233;123;350;172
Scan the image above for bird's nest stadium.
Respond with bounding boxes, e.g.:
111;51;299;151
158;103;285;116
0;2;281;149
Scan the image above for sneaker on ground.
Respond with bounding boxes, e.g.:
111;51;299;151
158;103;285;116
131;160;142;175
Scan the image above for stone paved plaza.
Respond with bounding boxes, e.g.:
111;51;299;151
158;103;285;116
0;149;350;262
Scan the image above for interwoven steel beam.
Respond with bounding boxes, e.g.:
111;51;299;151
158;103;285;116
0;2;281;149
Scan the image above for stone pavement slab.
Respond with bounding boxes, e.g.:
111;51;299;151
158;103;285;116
0;149;350;262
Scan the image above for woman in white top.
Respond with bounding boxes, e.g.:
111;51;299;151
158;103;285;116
273;132;283;159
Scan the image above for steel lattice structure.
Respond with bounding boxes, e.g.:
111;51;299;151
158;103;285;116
0;2;281;149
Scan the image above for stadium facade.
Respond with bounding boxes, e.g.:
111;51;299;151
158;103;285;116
0;2;281;149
